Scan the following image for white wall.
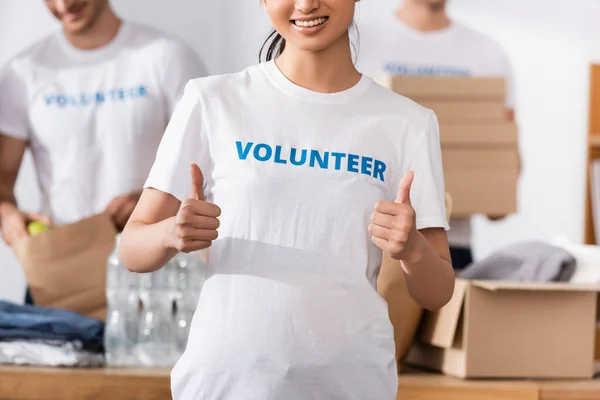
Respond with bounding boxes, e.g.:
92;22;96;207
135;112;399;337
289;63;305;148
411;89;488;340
0;0;597;302
447;0;593;259
0;2;58;303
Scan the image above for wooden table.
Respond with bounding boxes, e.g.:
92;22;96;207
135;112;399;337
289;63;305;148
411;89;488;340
0;367;171;400
0;366;599;400
397;371;600;400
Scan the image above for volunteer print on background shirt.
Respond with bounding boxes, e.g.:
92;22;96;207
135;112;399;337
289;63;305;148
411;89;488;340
145;61;449;399
357;15;515;248
0;22;206;225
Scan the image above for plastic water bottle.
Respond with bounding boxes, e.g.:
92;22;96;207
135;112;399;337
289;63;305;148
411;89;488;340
104;236;128;366
104;235;140;366
176;251;207;308
123;266;140;366
136;260;179;367
173;251;207;354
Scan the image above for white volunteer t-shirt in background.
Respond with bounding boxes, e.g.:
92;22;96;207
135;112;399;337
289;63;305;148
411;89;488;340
145;61;448;399
357;15;515;248
0;22;207;225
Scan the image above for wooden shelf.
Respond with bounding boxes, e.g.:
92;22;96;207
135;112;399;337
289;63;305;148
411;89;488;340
590;135;600;147
584;64;600;244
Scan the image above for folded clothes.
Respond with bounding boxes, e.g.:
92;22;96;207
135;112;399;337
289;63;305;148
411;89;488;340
0;301;104;352
0;340;105;367
459;241;576;282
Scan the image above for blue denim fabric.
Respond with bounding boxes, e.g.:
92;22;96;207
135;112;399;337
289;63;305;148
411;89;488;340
0;301;104;352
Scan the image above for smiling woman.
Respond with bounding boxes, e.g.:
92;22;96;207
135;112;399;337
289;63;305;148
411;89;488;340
118;0;454;398
260;0;359;61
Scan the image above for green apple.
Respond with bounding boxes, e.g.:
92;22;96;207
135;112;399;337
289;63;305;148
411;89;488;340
27;221;49;237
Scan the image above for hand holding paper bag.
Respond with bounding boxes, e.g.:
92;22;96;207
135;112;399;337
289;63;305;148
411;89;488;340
13;213;117;320
0;203;52;246
104;191;142;232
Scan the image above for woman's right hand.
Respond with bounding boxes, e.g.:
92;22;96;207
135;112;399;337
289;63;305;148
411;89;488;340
171;164;221;253
0;203;51;246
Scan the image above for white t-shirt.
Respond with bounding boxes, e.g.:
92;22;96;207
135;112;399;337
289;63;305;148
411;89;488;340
145;61;448;400
0;22;206;225
356;16;515;248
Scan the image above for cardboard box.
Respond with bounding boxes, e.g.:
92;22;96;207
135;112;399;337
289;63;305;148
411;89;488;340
442;148;519;216
376;75;520;216
375;76;507;121
445;171;518;217
418;100;506;123
442;148;520;171
377;253;424;367
439;123;519;147
440;124;519;216
374;75;505;100
407;279;600;379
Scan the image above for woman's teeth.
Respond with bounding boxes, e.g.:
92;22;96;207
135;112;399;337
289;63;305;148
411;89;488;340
294;17;327;28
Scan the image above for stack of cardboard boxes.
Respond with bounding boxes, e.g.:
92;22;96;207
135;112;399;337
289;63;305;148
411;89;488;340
377;75;519;216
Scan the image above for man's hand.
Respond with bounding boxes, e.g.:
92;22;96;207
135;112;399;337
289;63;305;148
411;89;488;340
0;203;51;246
105;191;142;231
369;171;421;262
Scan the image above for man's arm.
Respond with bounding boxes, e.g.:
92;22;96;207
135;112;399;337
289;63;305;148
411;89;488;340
0;59;52;245
0;134;51;246
0;134;27;214
506;109;515;122
105;190;143;232
487;108;516;221
0;134;46;245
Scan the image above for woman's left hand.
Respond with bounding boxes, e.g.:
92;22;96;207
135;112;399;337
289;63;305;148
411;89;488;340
369;171;420;262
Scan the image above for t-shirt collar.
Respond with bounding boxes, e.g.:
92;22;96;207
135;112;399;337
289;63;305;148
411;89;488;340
262;59;373;105
55;22;130;63
392;16;458;41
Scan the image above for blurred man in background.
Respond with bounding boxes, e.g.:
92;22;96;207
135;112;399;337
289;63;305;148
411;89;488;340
0;0;206;302
358;0;516;269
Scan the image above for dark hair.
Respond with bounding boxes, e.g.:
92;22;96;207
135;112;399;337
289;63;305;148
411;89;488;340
259;30;286;62
259;23;359;63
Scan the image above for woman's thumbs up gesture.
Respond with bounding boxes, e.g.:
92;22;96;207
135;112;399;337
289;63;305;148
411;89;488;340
172;164;221;253
369;171;419;262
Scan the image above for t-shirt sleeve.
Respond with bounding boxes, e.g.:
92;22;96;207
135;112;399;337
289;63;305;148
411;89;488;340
145;82;211;202
0;61;31;140
503;61;516;111
407;112;449;231
497;49;516;110
160;42;208;117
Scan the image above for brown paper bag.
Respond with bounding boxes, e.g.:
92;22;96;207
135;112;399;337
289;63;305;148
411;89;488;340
377;252;424;368
13;213;117;321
